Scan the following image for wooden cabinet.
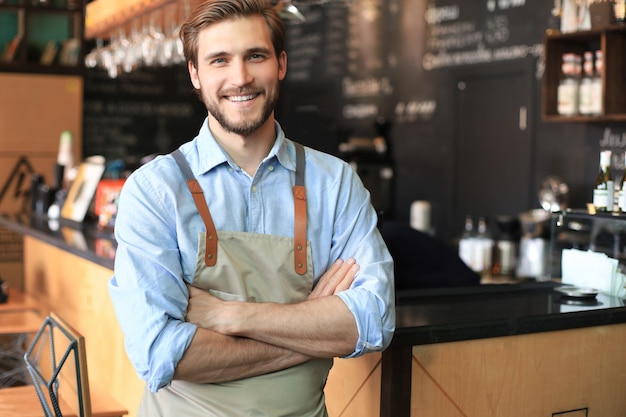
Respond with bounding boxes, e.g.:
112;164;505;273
542;26;626;122
0;0;84;75
409;324;626;416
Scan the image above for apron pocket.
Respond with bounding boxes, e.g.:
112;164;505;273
208;289;256;303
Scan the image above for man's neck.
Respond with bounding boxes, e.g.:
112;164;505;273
209;118;277;176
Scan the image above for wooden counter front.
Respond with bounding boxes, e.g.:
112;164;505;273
323;323;626;417
409;323;626;416
22;235;142;417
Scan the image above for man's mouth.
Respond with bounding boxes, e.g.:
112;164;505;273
227;94;259;102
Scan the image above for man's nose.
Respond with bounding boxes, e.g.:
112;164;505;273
230;59;254;86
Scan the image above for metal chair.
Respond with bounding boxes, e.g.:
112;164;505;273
0;312;128;417
23;312;92;417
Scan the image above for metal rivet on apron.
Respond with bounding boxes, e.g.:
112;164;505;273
297;262;303;268
207;254;214;259
208;235;215;241
297;244;303;251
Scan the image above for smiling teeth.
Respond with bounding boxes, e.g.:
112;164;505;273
229;95;256;102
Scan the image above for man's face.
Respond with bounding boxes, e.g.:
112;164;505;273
188;16;287;137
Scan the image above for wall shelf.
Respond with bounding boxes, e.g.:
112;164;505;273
542;26;626;123
0;0;84;75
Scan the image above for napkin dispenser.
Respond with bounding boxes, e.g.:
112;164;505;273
561;248;626;297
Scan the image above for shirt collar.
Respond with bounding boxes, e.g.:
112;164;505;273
195;118;296;175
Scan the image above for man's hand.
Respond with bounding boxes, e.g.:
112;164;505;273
186;286;226;329
308;258;359;300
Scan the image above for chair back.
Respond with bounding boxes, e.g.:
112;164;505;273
24;313;92;417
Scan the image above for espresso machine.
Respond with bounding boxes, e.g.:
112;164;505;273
516;177;569;279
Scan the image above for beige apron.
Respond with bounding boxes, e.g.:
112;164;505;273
138;145;332;417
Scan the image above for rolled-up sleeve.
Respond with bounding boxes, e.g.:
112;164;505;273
336;260;395;357
109;165;198;392
325;164;396;357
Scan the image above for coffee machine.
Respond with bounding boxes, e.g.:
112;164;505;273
516;177;569;279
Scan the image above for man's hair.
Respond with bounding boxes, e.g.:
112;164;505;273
180;0;285;69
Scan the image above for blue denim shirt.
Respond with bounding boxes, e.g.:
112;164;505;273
109;119;395;392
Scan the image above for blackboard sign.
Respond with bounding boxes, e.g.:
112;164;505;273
82;65;206;163
279;0;552;133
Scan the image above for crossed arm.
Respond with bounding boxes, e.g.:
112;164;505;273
173;258;360;384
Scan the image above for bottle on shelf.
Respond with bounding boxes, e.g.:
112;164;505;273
593;150;614;212
56;130;74;189
557;53;581;116
475;216;494;277
615;0;626;24
47;130;75;219
458;214;476;271
619;151;626;213
492;216;519;277
578;51;594;116
588;50;603;116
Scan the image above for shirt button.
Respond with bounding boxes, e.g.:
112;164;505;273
252;186;257;193
268;166;274;172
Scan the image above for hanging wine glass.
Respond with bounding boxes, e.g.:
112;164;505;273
124;20;143;72
158;4;177;66
112;27;130;72
84;37;104;68
141;9;165;67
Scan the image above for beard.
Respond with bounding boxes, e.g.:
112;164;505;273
200;84;280;136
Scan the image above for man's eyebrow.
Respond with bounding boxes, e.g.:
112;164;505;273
247;46;273;55
201;47;273;61
202;50;229;61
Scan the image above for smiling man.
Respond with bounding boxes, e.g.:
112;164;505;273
108;1;395;416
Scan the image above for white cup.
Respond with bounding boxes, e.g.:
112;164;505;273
410;200;431;233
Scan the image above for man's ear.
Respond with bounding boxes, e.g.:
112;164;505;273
189;61;201;89
278;51;287;81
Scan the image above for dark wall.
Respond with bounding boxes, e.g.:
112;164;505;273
82;0;626;243
275;0;626;242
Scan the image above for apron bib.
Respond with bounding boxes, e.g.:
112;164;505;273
138;145;332;417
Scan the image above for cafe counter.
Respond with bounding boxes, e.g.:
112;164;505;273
0;214;140;416
2;214;626;417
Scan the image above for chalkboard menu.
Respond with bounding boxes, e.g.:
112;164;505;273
279;0;399;138
279;0;553;135
82;65;206;163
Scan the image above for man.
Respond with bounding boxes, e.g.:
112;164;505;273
108;0;395;415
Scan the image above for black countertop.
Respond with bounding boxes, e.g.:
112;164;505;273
2;212;626;348
0;213;116;270
393;282;626;346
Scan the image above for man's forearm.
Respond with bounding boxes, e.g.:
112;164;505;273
173;327;311;384
185;259;361;358
218;295;358;358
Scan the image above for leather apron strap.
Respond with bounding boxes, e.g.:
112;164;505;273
293;143;307;275
171;144;308;274
172;149;217;266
